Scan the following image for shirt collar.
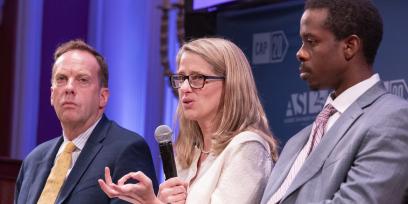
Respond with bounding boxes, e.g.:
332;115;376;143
325;73;380;113
62;117;102;151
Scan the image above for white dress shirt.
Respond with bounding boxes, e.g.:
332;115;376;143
55;117;102;177
325;73;380;131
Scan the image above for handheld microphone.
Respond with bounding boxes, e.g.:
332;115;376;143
154;125;177;180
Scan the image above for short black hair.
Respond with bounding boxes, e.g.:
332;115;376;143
305;0;383;65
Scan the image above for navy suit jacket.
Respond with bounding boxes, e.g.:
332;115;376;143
15;115;158;204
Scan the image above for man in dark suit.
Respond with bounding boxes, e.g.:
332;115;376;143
261;0;408;203
14;39;158;204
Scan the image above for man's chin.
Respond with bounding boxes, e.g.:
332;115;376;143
308;85;319;91
58;113;80;124
305;81;319;91
308;83;331;92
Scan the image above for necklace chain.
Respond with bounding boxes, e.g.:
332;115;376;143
201;149;211;154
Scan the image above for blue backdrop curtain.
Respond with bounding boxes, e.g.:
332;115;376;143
11;0;43;159
87;0;179;181
11;0;180;182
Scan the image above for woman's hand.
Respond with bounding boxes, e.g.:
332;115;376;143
98;167;161;204
98;167;123;198
157;177;188;204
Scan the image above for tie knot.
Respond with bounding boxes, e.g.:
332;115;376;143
316;104;337;121
64;142;76;153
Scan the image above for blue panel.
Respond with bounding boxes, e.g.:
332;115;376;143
217;1;306;146
88;0;180;182
12;0;44;159
217;0;408;147
88;0;149;135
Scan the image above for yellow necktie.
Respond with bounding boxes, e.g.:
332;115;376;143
37;141;76;204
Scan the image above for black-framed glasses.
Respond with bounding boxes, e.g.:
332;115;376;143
169;74;225;89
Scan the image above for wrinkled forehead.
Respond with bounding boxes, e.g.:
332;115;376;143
52;50;100;77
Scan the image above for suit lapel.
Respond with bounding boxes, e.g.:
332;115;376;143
27;138;63;204
262;126;312;203
282;105;363;200
281;82;387;201
56;116;110;203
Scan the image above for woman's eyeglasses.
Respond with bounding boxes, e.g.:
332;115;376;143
169;74;225;89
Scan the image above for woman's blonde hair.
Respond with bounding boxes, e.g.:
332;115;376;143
175;38;278;168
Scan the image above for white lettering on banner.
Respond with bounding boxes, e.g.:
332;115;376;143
283;79;408;125
284;90;329;124
253;33;271;64
384;79;408;100
252;31;289;64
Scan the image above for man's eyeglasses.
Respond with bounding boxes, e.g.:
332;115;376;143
169;74;225;89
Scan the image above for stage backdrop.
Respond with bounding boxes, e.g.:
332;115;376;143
217;0;408;147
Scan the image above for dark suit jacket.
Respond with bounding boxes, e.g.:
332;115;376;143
261;82;408;204
15;115;158;204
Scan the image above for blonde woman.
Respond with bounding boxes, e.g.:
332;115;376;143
99;38;279;204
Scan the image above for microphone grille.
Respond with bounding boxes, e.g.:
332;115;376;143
154;125;173;143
